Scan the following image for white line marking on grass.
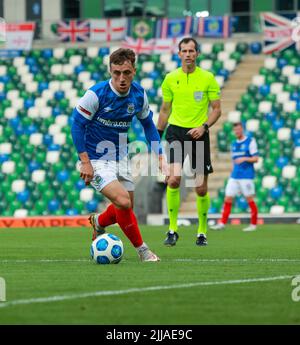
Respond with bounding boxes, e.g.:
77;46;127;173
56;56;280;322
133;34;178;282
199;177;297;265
0;275;296;309
1;258;300;264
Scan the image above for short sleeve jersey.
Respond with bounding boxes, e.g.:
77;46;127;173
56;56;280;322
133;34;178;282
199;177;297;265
161;67;220;128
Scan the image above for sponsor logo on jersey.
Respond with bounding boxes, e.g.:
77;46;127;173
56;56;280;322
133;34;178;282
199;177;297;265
97;117;131;128
194;91;203;101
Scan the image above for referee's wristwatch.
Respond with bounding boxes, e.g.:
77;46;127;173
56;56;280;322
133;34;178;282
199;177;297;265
202;123;209;133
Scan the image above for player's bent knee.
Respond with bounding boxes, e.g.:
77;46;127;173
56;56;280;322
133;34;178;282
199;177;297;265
168;177;181;189
195;187;207;197
114;195;132;210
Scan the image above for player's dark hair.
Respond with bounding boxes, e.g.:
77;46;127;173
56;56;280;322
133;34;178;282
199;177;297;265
178;37;199;52
233;122;243;127
109;48;136;68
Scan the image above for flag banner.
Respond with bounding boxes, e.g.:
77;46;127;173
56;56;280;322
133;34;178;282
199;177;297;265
127;18;157;39
260;12;300;53
122;37;182;55
195;16;231;38
56;20;90;42
156;17;193;39
90;18;127;42
5;22;35;50
121;36;154;54
153;37;183;54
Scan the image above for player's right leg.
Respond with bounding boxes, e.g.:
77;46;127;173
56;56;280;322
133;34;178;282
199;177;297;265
101;180;160;262
210;178;237;230
164;163;182;246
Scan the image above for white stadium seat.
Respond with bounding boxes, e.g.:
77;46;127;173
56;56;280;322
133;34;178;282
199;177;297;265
6;90;19;100
26;81;38;93
283;101;296;113
270;205;285;215
48;81;60;92
289;74;300;85
0;83;3;92
32;170;46;183
215;76;225;88
28;107;39;119
282;65;295;76
142;61;155;73
264;57;277;70
224;42;236;53
160;53;172;64
35;97;47;109
295;119;300;130
276;92;290;104
140;78;153;90
262;175;277;189
53;48;65;59
17;65;29;75
14;209;29;218
65;89;77;99
11;179;26;193
29;133;43;146
60;80;73;91
42;89;54;100
4;107;17;119
55;115;69;127
282;165;296;179
21;74;33;83
69;97;80;108
51;64;63;75
103;55;110;66
270;82;283;94
78;71;91;83
246;119;259;132
13;98;24;110
0;142;12;154
199;59;212;70
48;124;62;136
69;55;82;66
1;161;16;174
258;101;272;113
83;80;95;90
87;47;98;58
46;151;60;164
62;64;74;75
13;57;25;67
227;110;241;123
164;61;178;72
277;128;291;141
200;43;212;54
252;75;265;86
40;107;52;118
217;51;230;62
53;133;66;145
223;59;237;72
80;188;94;202
294;147;300;159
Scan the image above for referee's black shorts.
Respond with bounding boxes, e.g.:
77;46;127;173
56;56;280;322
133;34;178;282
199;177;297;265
165;124;213;176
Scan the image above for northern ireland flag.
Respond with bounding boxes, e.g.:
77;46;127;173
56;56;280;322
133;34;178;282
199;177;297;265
260;12;300;53
90;18;127;42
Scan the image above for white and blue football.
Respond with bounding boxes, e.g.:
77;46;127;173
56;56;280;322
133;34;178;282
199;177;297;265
90;233;124;264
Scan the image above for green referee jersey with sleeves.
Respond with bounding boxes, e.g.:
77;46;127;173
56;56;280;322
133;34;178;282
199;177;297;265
161;67;221;128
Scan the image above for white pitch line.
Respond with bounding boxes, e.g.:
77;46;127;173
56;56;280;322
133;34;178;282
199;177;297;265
0;258;300;264
0;275;295;309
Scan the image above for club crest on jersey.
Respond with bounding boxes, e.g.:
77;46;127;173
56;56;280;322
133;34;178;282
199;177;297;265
127;103;135;114
194;91;203;102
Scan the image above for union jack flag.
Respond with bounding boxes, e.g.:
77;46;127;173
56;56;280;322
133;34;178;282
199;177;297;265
57;20;90;42
260;12;300;54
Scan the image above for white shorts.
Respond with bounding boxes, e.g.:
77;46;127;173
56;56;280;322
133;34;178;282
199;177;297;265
80;158;134;192
225;178;255;197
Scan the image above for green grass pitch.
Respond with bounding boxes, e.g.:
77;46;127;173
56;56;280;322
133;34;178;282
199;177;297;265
0;224;300;325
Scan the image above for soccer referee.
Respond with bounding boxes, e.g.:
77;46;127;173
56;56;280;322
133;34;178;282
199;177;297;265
157;37;222;246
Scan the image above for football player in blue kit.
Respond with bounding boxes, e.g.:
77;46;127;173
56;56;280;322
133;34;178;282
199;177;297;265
211;122;259;231
71;48;168;261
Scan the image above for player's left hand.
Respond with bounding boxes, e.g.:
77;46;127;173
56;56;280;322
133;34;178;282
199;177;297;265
234;157;247;164
187;126;205;140
158;155;170;183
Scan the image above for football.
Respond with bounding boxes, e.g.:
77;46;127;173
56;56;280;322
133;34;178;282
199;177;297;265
90;233;124;264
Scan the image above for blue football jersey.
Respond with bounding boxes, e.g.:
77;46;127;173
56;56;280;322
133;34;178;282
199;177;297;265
73;80;151;161
231;136;258;179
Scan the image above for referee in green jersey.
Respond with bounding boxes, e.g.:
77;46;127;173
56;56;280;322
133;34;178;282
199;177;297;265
157;37;222;246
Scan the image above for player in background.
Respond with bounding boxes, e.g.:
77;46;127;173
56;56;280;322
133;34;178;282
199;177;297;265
210;122;259;231
71;48;168;262
157;37;222;246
